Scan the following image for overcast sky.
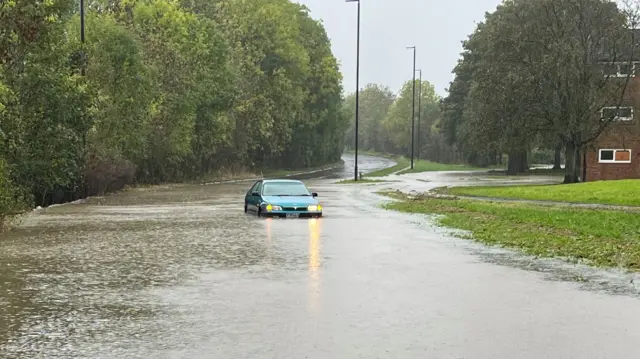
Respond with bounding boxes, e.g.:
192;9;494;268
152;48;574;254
295;0;503;97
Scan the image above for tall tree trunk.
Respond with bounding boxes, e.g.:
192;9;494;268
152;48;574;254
553;143;562;170
506;150;528;175
563;142;580;183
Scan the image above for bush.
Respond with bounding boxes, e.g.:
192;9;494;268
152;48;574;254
84;155;137;196
0;159;24;228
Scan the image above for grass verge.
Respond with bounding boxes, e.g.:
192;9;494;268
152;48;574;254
439;179;640;207
379;190;640;271
487;168;565;176
397;160;484;175
366;157;411;177
336;178;390;184
343;149;397;160
345;150;492;176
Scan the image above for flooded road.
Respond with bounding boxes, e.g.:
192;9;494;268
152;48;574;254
2;154;640;358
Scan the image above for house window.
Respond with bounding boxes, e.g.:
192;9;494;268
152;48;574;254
601;106;634;122
602;61;640;77
598;149;632;163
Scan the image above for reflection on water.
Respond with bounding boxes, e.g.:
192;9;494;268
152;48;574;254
308;218;322;313
265;218;273;266
265;218;272;246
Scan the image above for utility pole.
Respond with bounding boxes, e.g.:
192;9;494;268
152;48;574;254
406;46;416;169
416;69;422;161
346;0;361;181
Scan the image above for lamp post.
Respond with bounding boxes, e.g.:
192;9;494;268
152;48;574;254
406;46;416;169
346;0;360;181
415;69;422;161
80;0;86;76
80;0;85;43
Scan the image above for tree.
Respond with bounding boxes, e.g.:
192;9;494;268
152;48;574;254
0;0;350;220
343;84;396;152
439;29;502;168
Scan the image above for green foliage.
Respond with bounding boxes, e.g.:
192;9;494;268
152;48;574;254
343;79;461;164
0;159;25;227
343;84;396;152
0;0;348;219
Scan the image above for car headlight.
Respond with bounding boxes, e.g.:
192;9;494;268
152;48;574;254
265;204;282;211
307;205;322;211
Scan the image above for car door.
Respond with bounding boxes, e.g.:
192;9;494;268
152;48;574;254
246;181;262;211
251;181;263;210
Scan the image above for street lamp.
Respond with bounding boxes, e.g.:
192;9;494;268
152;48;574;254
406;46;416;169
415;69;422;161
346;0;360;181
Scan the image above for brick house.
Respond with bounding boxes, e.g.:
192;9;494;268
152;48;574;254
584;57;640;181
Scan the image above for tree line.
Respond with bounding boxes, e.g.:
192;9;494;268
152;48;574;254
347;0;640;183
342;80;460;164
0;0;348;219
439;0;640;182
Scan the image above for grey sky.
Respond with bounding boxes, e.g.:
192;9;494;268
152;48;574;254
295;0;503;97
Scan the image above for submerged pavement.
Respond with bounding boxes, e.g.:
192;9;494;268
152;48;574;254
1;154;640;359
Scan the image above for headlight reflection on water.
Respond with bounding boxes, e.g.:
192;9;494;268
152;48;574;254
308;218;322;313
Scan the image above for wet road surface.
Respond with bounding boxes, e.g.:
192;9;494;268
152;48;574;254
2;154;640;358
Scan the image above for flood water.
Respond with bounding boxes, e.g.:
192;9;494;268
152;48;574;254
2;154;640;359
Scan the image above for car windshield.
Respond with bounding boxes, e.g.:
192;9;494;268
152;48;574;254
262;182;311;196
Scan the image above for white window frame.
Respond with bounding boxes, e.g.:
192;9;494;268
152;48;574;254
600;106;634;122
598;149;632;163
602;61;640;77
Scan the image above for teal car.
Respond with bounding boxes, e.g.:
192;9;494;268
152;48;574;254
244;179;323;218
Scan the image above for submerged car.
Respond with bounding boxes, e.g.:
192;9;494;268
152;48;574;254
244;179;322;218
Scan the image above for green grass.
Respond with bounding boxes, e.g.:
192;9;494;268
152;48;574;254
344;150;499;177
379;190;640;271
336;178;389;184
343;149;397;159
440;179;640;207
342;150;408;177
366;157;411;177
487;168;565;176
397;160;484;175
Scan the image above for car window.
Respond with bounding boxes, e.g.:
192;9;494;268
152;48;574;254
262;182;311;196
255;182;262;194
249;181;261;193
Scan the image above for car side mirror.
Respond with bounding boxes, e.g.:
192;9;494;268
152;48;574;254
251;192;260;197
311;192;318;197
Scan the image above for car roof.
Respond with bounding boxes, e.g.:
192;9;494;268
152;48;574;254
262;179;303;183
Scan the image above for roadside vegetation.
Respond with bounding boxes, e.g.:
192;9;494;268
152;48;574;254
438;180;640;207
380;190;640;271
0;0;347;221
